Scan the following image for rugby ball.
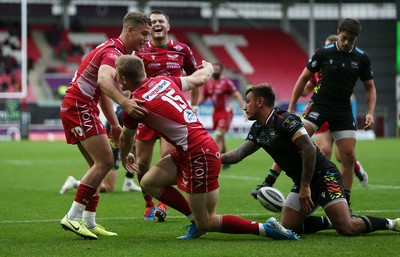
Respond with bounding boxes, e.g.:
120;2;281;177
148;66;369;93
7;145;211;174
257;187;285;212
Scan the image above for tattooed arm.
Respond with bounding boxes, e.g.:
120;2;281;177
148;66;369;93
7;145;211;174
221;140;259;164
292;129;316;213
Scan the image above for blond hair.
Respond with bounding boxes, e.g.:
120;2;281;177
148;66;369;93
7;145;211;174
115;55;146;85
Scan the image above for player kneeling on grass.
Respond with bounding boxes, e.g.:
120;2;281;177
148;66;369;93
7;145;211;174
221;84;400;236
117;55;299;240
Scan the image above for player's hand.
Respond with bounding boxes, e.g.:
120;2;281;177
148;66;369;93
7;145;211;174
191;105;198;115
123;98;148;119
199;60;213;71
299;185;314;213
110;125;122;148
123;153;138;173
364;113;374;130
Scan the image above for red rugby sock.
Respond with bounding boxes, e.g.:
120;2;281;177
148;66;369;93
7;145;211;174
85;194;99;212
220;215;259;235
74;183;96;205
157;186;192;216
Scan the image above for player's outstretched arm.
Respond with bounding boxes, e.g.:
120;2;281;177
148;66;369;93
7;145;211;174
180;60;214;92
221;140;258;165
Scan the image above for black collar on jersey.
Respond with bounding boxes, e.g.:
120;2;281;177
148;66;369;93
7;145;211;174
264;108;275;125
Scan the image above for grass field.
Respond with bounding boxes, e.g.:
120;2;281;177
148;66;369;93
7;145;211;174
0;138;399;257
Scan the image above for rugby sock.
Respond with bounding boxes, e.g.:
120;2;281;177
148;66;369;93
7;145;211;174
83;210;97;228
156;186;192;217
73;183;96;206
386;219;397;230
136;171;154;207
143;192;154;208
67;183;96;220
265;169;280;186
220;215;259;235
67;202;85;220
79;190;99;228
85;194;99;212
125;170;134;179
360;215;389;232
301;216;332;233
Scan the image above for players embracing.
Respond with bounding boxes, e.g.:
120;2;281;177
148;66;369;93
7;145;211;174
132;10;199;222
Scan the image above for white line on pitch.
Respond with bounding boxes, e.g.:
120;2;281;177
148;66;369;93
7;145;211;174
1;210;399;224
220;174;400;189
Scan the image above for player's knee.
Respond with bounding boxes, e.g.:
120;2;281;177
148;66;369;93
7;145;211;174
100;155;114;171
137;161;151;176
139;176;151;191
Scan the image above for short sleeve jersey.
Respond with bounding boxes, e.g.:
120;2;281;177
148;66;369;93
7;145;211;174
122;76;213;153
65;38;126;104
202;76;238;113
134;40;197;77
246;108;330;182
133;40;197;100
306;42;374;105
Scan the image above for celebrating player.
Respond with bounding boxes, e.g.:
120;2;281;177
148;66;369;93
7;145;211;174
117;55;299;240
59;12;150;240
132;10;199;221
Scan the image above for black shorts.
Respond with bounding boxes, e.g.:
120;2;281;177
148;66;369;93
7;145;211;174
290;164;345;208
302;101;356;132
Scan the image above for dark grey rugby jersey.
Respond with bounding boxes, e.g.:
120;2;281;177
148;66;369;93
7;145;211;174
246;108;331;182
306;42;374;105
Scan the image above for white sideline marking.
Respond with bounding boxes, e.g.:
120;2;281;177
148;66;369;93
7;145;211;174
1;210;399;224
221;174;400;189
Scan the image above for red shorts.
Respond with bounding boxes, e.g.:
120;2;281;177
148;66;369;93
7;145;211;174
315;121;330;135
135;123;161;141
213;111;233;131
171;143;220;194
60;97;106;144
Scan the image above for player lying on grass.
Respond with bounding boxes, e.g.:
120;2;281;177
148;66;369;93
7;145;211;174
221;84;399;236
117;55;299;240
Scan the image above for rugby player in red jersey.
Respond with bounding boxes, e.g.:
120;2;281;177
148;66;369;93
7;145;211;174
60;12;150;239
117;55;299;240
132;10;199;221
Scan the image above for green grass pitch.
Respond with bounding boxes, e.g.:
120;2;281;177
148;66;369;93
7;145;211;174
0;138;399;256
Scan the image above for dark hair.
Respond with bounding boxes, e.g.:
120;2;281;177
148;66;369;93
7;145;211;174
338;18;361;37
245;83;275;108
213;62;224;71
150;10;170;22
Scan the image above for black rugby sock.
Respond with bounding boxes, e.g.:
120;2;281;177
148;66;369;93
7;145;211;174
360;216;389;232
265;169;280;186
301;216;332;234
